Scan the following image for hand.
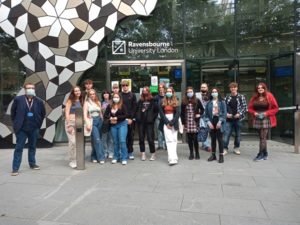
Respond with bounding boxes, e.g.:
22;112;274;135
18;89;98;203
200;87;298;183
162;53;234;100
254;112;259;117
86;124;92;131
234;113;240;119
195;114;200;118
216;123;221;129
227;113;233;118
67;126;74;134
167;124;172;129
208;123;214;129
127;119;133;125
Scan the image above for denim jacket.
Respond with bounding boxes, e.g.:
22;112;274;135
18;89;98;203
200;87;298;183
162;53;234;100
204;99;227;133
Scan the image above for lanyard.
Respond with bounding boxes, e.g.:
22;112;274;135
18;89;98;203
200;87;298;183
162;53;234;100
25;98;34;111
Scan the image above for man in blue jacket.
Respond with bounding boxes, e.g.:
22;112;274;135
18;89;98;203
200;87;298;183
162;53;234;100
10;83;46;176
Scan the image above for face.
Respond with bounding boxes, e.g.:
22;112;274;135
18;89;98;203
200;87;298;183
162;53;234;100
103;93;110;99
142;88;148;95
158;85;165;95
257;85;265;94
89;91;96;100
230;86;238;94
211;89;218;94
200;84;208;92
112;86;119;93
85;83;93;91
166;88;172;95
25;84;35;90
122;83;129;92
74;87;81;97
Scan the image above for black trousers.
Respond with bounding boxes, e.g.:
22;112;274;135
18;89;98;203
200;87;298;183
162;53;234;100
137;122;155;153
210;116;224;154
187;133;198;153
127;121;135;153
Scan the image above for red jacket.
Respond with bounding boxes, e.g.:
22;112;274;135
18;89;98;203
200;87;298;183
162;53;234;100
248;92;279;127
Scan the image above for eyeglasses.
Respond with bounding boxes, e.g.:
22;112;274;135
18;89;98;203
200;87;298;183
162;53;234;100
122;84;128;87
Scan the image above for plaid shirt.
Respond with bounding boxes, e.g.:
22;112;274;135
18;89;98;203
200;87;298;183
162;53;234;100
224;93;247;121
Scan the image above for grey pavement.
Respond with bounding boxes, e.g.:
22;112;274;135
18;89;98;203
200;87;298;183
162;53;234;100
0;139;300;225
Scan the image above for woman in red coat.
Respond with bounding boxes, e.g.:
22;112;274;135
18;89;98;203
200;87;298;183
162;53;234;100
248;82;279;161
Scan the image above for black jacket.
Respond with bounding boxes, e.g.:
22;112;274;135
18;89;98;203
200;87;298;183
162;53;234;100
103;104;127;124
158;104;181;131
135;99;158;124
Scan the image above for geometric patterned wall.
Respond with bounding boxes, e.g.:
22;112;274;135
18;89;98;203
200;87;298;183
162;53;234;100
0;0;157;144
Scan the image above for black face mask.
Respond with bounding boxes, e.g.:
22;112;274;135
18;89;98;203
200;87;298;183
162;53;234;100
201;90;207;93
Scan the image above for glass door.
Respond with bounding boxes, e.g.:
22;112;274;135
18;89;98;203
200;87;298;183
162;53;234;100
270;53;294;144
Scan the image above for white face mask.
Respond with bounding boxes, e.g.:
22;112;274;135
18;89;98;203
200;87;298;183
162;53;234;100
25;88;35;97
113;97;120;103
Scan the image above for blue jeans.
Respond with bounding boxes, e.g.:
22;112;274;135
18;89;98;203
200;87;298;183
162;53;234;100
155;118;166;148
223;120;241;149
110;120;128;161
12;128;39;171
91;117;105;161
102;131;114;157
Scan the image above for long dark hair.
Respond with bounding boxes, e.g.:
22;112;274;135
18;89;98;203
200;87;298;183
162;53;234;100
101;89;111;101
140;86;153;102
182;86;197;105
68;86;83;105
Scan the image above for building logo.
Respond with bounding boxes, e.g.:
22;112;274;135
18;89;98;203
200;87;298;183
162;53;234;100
112;40;126;55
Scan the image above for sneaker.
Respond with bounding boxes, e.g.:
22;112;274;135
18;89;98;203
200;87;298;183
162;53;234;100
108;154;113;159
141;153;146;161
128;153;135;160
30;164;40;170
149;154;156;161
11;170;19;176
253;153;264;161
99;161;105;164
122;161;127;165
69;161;77;168
223;149;228;155
111;159;117;164
169;160;178;166
233;148;241;155
92;159;98;163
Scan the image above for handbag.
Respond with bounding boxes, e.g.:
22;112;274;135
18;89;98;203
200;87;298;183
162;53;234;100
197;117;208;142
178;117;184;134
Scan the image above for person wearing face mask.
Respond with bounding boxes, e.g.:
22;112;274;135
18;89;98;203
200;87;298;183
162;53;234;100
203;88;227;163
248;82;278;161
10;83;46;176
103;92;128;165
135;87;159;161
181;87;204;160
196;83;212;152
158;87;180;165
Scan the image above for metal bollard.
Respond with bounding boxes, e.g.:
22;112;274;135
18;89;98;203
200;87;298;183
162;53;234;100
75;107;85;169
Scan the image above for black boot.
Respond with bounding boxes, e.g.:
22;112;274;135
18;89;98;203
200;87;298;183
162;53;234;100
219;154;224;163
189;151;194;160
253;151;264;161
208;153;217;162
195;150;200;160
262;149;268;160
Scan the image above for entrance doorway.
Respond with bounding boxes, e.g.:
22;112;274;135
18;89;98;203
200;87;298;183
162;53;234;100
107;60;186;99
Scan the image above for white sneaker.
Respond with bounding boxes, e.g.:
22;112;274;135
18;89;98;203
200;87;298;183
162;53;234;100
234;148;241;155
92;159;98;163
141;153;146;161
99;161;105;164
122;161;127;165
149;154;156;161
108;154;113;159
223;149;228;155
69;161;77;169
111;159;117;164
169;160;178;166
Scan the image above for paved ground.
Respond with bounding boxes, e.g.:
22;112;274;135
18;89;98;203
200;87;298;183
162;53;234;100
0;139;300;225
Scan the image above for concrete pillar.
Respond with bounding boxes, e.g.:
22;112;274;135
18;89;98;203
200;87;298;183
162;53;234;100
75;107;85;169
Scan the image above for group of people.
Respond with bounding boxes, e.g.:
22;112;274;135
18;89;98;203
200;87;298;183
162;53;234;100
10;79;279;175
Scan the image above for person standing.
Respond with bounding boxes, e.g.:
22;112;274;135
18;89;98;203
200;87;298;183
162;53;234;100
64;86;83;169
121;80;137;160
82;79;94;101
83;89;105;164
154;83;166;150
159;87;180;165
10;83;46;176
196;83;211;152
136;86;158;161
204;88;227;163
223;82;247;155
181;87;204;160
112;83;120;95
101;90;114;159
104;92;128;165
248;82;279;161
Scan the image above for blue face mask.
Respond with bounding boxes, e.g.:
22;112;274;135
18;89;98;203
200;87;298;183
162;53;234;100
165;92;172;98
187;92;194;98
25;88;35;97
211;93;218;98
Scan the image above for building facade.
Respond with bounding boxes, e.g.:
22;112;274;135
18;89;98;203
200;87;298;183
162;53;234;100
0;0;300;147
